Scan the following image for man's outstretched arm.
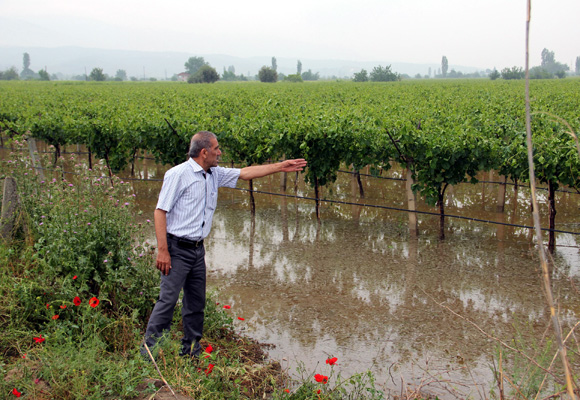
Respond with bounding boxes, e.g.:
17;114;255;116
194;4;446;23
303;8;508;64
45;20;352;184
239;159;307;181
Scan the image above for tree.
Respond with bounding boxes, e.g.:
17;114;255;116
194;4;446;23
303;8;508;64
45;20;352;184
258;66;277;83
89;68;106;81
271;57;277;71
539;48;569;76
23;52;30;70
500;66;524;80
284;74;303;83
489;69;500;80
297;60;302;75
38;69;50;81
441;56;448;77
20;52;35;79
301;69;319;81
0;67;19;81
352;69;368;82
188;65;219;83
184;56;208;75
115;69;127;81
576;56;580;75
541;48;555;67
369;65;400;82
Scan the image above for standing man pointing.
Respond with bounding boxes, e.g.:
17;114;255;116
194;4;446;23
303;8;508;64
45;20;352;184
143;131;307;358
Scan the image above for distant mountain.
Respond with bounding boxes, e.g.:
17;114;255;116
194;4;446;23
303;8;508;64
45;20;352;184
0;46;482;79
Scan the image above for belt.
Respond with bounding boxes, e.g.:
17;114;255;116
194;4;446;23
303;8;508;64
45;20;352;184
167;233;204;248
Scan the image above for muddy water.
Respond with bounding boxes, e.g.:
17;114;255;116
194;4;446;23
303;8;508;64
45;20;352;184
123;157;580;398
9;144;580;398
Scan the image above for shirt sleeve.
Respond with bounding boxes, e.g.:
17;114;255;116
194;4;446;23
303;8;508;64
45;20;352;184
215;166;241;188
156;168;183;212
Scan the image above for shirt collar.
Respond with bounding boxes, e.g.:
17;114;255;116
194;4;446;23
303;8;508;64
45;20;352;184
188;158;212;174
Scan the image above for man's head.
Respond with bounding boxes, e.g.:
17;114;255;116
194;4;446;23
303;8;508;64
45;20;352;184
189;131;221;170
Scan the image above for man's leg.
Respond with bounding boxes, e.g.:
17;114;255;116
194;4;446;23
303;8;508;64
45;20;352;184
143;240;192;354
181;245;206;356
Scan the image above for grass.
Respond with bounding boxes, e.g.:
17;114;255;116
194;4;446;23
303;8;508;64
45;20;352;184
0;142;388;399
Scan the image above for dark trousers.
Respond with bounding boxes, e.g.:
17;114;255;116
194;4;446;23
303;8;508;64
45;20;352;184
144;235;206;356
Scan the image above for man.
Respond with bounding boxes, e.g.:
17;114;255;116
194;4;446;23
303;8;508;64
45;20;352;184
143;131;307;358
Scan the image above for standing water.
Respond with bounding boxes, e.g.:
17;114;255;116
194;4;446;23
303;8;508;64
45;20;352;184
126;156;580;398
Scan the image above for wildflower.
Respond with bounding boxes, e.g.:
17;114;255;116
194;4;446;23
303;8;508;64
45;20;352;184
73;275;77;280
237;317;245;321
223;305;231;309
60;305;67;309
68;184;73;187
52;315;59;320
89;297;99;308
314;374;328;384
12;388;21;397
104;259;108;263
284;389;290;393
204;345;213;358
326;357;338;365
205;363;214;375
73;297;81;306
33;335;45;343
45;303;49;309
22;354;26;359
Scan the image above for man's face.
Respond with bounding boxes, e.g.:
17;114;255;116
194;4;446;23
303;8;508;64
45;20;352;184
205;138;222;168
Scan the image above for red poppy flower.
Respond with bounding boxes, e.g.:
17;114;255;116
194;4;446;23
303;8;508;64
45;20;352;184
223;305;231;309
317;389;321;394
205;345;213;354
73;297;81;306
33;335;45;343
73;275;77;280
60;305;67;309
52;315;59;320
326;357;338;365
12;388;21;397
314;374;328;384
284;389;290;393
45;303;49;309
237;317;245;321
89;297;99;308
205;363;214;375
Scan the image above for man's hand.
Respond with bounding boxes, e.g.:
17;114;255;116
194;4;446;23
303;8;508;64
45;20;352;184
156;248;171;275
279;159;307;173
239;158;308;181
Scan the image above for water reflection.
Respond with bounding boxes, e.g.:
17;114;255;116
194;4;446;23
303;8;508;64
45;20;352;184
9;145;580;398
126;155;580;397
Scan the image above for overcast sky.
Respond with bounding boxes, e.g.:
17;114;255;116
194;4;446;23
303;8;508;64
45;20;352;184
1;0;578;70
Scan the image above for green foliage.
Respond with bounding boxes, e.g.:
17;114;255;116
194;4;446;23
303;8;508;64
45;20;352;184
0;67;20;80
301;69;320;81
89;68;106;81
284;74;303;83
38;69;50;81
489;69;500;80
258;66;278;83
500;66;525;80
115;69;127;81
184;56;208;75
188;65;220;84
441;55;448;77
353;69;369;82
369;65;400;82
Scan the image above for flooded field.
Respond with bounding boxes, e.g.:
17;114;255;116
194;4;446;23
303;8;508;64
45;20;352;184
124;155;580;398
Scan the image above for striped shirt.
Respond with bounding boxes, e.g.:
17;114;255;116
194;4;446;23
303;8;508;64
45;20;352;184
156;158;241;240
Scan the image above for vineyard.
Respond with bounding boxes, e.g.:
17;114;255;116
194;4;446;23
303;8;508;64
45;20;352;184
1;79;580;245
